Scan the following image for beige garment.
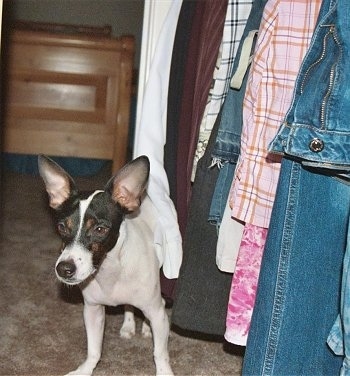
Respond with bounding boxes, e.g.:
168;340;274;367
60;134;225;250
216;196;245;273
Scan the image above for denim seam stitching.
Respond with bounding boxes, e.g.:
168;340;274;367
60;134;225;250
262;161;301;375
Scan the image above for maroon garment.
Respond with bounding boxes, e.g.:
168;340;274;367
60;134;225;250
175;0;228;236
165;0;197;205
162;0;197;302
161;0;227;301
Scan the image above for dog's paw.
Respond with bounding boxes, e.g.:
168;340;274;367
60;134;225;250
141;321;152;338
65;370;92;376
155;364;174;376
119;321;136;339
120;308;136;339
64;361;96;376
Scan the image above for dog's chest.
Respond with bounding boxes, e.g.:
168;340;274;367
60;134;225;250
81;259;145;307
81;218;159;308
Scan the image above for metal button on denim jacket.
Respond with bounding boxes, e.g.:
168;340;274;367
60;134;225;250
269;0;350;174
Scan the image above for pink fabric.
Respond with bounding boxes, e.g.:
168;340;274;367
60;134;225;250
229;0;322;228
224;224;268;346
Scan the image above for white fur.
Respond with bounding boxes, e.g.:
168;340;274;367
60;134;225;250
65;196;173;376
55;191;103;285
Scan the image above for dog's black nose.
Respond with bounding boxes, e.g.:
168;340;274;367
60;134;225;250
56;260;76;279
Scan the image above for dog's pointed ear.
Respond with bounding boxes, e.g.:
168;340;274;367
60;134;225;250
38;155;76;209
106;156;150;212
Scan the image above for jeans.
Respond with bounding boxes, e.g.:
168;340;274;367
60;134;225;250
242;158;350;375
328;219;350;376
243;0;350;373
208;89;241;226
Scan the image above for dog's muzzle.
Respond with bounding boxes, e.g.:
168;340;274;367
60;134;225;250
56;260;76;280
55;244;96;285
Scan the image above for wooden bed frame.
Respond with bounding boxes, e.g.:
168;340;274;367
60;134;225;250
2;22;135;173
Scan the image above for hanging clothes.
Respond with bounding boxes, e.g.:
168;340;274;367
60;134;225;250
163;0;198;301
229;0;322;229
242;157;349;375
171;111;233;336
210;0;268;276
133;0;183;279
243;0;350;374
165;0;197;204
328;221;350;375
225;224;267;345
266;0;350;372
216;198;245;273
208;26;257;227
191;0;254;181
174;0;228;236
171;0;256;336
224;0;322;347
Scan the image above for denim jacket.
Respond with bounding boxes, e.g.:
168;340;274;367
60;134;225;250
269;0;350;177
209;0;268;225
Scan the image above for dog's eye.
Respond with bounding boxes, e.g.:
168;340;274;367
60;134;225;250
57;222;68;235
94;226;110;236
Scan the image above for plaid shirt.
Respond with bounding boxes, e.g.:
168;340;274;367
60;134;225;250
229;0;322;228
191;0;254;180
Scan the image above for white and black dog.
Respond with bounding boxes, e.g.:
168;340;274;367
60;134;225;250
38;155;173;376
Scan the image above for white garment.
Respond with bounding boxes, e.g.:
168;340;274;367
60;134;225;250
216;195;244;273
133;0;183;279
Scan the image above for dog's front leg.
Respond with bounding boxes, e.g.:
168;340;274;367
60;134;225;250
144;304;173;376
67;303;105;376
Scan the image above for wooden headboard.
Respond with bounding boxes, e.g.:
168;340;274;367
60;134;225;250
2;22;135;173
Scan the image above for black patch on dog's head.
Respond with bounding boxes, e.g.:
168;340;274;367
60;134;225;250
38;155;150;279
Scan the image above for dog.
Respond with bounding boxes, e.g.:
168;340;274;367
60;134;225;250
38;155;173;376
